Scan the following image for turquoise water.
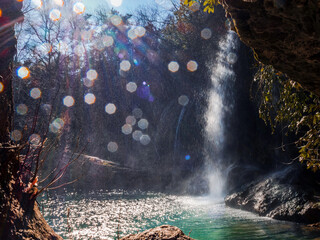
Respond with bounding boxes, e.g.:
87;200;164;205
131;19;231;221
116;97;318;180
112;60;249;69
41;191;320;240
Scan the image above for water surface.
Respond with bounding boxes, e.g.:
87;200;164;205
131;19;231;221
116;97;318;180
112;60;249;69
41;191;320;239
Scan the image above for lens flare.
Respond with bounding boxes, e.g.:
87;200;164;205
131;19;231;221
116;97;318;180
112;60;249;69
121;124;132;135
132;130;142;141
16;104;28;115
53;0;64;7
0;82;4;93
50;118;65;133
30;88;42;99
83;78;94;87
17;67;30;79
73;2;85;14
168;61;179;73
63;96;75;107
140;134;151;145
86;69;98;81
10;130;22;142
107;142;118;152
105;103;116;114
49;9;61;21
178;95;189;106
187;60;198;72
103;35;114;47
126;116;136;126
185;155;191;160
31;0;42;8
110;0;122;7
29;134;41;146
84;93;96;105
128;28;137;40
37;42;52;55
201;28;212;40
126;82;137;93
135;26;146;37
120;60;131;72
110;15;122;26
138;119;149;130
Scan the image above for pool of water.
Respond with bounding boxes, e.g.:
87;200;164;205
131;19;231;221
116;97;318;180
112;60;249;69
40;190;320;240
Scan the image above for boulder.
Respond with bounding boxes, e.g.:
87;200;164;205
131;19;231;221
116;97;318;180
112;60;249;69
120;225;194;240
225;166;320;223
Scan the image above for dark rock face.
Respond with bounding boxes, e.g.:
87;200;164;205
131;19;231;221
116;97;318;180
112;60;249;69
120;225;194;240
225;166;320;223
221;0;320;95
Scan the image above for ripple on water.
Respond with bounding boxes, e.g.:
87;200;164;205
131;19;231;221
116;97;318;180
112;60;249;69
40;191;320;240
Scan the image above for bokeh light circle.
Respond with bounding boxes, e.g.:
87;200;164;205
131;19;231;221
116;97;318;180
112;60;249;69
178;95;189;106
63;96;75;107
84;93;96;105
168;61;179;73
86;69;98;81
187;60;198;72
121;124;132;135
201;28;212;40
49;118;65;133
107;142;118;153
105;103;116;114
120;60;131;72
30;88;42;99
138;119;149;130
132;130;142;141
73;2;85;14
126;82;137;93
29;134;41;146
49;9;61;21
17;67;30;79
10;130;22;142
126;115;136;126
16;104;28;115
140;134;151;145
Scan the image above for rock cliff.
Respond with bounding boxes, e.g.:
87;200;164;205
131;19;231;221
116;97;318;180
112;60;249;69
221;0;320;95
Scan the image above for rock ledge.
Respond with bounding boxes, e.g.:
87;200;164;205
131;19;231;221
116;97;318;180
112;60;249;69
120;225;194;240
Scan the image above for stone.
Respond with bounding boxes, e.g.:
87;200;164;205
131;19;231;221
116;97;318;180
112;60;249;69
225;166;320;223
120;225;194;240
220;0;320;95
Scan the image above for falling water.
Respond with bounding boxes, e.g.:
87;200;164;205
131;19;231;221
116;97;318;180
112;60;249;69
205;31;238;199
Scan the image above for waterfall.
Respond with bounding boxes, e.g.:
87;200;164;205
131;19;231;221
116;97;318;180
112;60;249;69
205;31;238;199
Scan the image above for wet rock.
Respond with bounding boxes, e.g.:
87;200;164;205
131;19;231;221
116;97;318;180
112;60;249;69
120;225;194;240
221;0;320;95
225;166;320;223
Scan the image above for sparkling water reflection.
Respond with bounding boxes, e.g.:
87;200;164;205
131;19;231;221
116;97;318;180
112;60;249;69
40;191;320;240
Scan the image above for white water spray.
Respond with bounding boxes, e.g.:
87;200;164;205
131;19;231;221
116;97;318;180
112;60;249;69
205;31;238;199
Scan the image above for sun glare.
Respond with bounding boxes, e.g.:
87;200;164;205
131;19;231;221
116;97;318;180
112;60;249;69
110;0;123;7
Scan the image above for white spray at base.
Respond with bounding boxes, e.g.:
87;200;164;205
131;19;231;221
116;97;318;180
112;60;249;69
204;31;238;200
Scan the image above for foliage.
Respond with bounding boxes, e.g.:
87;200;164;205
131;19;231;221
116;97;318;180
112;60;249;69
255;64;320;171
183;0;220;13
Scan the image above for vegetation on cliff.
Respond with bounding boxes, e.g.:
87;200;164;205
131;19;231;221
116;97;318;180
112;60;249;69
255;65;320;171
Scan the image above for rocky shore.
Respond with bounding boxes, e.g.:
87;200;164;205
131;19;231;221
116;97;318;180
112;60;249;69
225;166;320;223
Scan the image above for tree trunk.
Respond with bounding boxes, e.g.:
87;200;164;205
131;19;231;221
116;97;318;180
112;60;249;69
0;1;62;239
